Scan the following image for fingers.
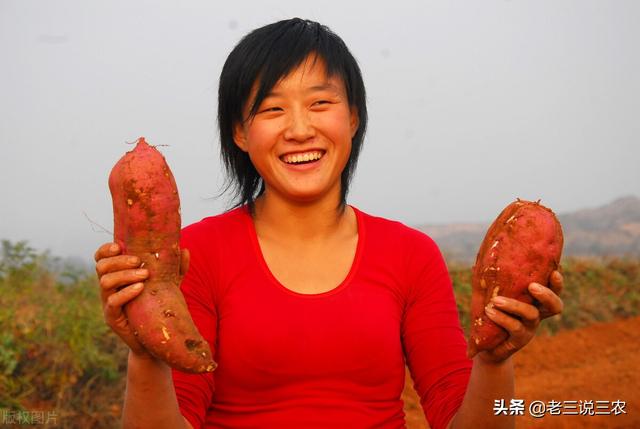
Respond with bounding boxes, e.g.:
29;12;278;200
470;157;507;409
479;273;565;362
95;244;147;295
489;296;540;328
99;267;148;293
529;282;564;319
483;306;530;360
483;299;538;360
104;283;144;319
94;244;152;356
103;282;149;355
94;242;120;262
549;270;564;296
96;254;142;277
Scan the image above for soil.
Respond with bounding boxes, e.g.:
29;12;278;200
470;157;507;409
402;316;640;429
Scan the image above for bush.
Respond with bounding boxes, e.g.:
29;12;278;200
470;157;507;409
0;240;128;428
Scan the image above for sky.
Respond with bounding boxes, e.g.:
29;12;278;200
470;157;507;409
1;0;639;262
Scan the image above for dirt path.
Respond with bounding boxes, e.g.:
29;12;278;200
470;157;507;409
403;316;640;429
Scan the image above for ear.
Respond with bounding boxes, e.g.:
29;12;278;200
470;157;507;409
233;122;248;152
349;108;360;138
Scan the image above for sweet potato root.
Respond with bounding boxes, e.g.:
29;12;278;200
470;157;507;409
467;199;563;358
108;137;216;373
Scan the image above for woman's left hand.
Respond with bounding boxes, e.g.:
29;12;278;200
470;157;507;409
478;270;564;363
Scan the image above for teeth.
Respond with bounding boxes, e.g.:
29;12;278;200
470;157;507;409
283;151;323;164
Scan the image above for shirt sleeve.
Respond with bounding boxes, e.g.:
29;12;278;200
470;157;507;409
401;231;472;429
171;226;218;429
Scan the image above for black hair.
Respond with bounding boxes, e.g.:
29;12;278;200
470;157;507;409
218;18;368;212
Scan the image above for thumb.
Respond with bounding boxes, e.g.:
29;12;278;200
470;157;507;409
180;248;190;276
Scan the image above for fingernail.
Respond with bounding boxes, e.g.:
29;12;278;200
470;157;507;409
530;283;543;293
492;297;507;306
135;269;147;277
132;283;143;290
128;256;139;265
110;244;119;252
485;305;496;316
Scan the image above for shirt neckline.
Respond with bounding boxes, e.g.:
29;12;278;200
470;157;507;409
241;204;365;299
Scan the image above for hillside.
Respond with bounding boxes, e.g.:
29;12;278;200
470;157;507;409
417;196;640;263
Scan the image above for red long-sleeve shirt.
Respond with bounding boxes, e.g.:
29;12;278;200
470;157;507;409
171;206;472;429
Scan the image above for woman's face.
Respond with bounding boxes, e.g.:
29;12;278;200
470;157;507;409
233;55;359;205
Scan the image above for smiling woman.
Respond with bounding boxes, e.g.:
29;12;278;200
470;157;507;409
93;17;564;429
232;56;359;206
217;18;368;211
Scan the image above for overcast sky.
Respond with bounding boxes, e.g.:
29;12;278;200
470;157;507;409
1;0;639;261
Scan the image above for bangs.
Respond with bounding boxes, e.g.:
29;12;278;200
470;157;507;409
233;20;357;120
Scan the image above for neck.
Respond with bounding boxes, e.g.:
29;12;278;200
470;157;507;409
252;188;350;243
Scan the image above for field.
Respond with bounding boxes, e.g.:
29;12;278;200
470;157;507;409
403;316;639;429
1;240;639;428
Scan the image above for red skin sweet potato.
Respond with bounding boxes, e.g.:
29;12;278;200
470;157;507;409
108;137;216;373
467;199;563;358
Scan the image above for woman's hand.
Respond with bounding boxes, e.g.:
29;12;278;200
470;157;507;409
94;242;190;358
95;242;150;357
477;270;564;363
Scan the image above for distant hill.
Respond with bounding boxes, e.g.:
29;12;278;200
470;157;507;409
416;196;640;263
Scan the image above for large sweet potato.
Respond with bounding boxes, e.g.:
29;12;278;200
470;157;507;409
108;137;216;373
467;199;563;358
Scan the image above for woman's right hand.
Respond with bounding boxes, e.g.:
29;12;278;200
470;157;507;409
94;242;152;358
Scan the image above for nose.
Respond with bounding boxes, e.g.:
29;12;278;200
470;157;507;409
283;107;315;142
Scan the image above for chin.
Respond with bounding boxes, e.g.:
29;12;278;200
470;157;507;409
289;192;326;204
281;187;334;204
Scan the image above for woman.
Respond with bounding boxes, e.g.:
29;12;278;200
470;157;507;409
94;18;563;429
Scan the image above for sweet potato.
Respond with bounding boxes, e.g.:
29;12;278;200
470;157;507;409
467;199;563;358
108;137;216;373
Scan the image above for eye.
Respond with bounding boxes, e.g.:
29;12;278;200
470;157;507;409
259;106;283;113
311;100;334;110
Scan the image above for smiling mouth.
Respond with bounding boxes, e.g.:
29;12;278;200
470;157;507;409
280;150;325;165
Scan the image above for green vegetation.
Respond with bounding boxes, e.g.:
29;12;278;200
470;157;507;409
450;256;640;336
0;240;638;427
0;240;127;428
